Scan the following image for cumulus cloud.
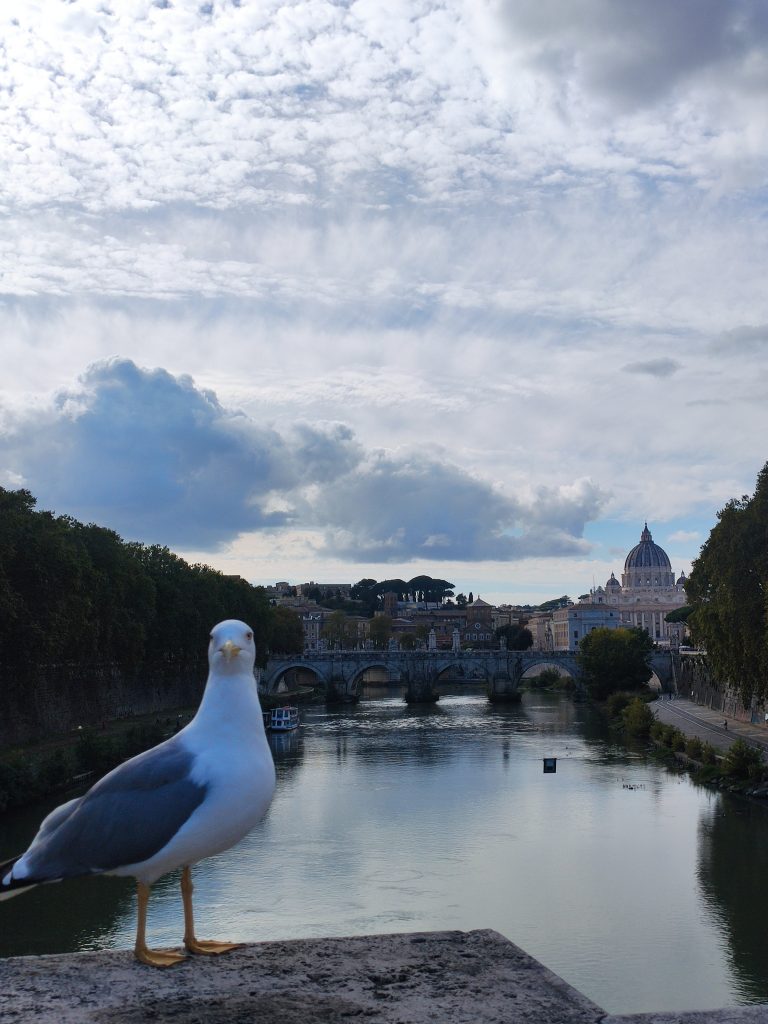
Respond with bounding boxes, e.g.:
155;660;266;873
622;358;681;377
0;359;361;547
0;359;603;560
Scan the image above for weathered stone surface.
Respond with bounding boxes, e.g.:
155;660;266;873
3;930;768;1023
0;929;603;1024
605;1011;768;1023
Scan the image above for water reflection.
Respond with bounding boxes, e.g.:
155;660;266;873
1;691;767;1016
697;795;768;1002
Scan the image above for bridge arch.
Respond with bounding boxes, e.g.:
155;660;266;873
433;660;491;684
348;662;402;694
262;661;329;696
519;659;577;685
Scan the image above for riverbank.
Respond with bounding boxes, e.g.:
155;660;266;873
652;697;768;754
2;929;767;1024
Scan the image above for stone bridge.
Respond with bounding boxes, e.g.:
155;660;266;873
260;649;676;704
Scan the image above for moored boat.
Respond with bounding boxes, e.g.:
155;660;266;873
264;706;300;732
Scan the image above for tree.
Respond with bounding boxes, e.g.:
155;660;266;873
621;698;655;739
665;605;693;624
455;593;467;609
369;614;393;649
322;611;357;648
407;575;455;603
269;607;304;655
495;624;533;650
350;578;379;615
537;596;571;612
577;627;654;700
686;461;768;704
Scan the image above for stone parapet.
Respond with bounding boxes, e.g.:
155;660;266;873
1;930;766;1024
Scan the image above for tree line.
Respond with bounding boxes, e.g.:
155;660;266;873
0;487;303;668
686;460;768;705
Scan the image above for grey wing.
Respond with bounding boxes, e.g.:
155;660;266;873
19;737;207;883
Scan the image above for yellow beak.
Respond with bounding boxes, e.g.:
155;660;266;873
220;640;242;661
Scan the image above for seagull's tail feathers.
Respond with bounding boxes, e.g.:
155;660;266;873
0;855;41;901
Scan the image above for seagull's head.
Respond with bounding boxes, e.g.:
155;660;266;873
208;620;257;674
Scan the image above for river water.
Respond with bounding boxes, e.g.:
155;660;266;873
2;689;768;1015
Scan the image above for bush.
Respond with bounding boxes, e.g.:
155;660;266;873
622;698;655;739
651;722;686;750
650;719;667;742
722;738;765;780
528;667;565;689
36;748;74;793
606;691;634;719
685;736;704;761
75;728;118;776
0;759;36;813
700;742;719;766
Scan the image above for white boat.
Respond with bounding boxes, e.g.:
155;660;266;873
264;706;300;732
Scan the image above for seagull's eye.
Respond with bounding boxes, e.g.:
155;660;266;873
246;631;253;641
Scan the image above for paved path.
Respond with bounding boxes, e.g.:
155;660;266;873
652;697;768;755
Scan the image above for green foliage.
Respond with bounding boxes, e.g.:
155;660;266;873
369;614;393;649
495;624;533;650
722;738;765;780
0;486;275;673
0;718;184;812
665;605;693;624
621;698;655;738
686;461;768;704
700;742;719;765
650;720;686;750
577;627;654;700
527;667;564;689
537;596;571;612
321;610;359;648
268;607;304;655
606;691;635;719
685;736;704;760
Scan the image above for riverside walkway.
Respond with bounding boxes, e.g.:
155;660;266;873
652;697;768;755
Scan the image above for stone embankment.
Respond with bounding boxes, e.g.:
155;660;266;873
2;930;767;1024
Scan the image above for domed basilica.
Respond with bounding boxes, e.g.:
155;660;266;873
582;524;688;644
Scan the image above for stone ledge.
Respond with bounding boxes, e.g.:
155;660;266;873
1;930;766;1024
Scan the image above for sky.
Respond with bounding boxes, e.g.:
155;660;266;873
1;0;767;604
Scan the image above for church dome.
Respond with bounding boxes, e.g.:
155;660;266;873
624;524;671;572
605;572;620;589
676;571;687;586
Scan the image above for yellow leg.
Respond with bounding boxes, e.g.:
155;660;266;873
181;866;242;956
134;882;187;968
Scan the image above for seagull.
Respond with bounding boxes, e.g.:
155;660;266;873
0;619;276;967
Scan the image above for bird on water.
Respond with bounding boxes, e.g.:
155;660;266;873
0;619;276;967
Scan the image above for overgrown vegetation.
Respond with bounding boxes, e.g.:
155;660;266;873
0;719;175;813
686;460;768;705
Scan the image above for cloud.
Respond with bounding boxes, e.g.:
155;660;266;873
622;358;681;377
491;0;768;109
0;359;604;561
713;324;768;351
0;358;361;548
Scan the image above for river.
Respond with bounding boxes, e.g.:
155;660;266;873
2;688;768;1015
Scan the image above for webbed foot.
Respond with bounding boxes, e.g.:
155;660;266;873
184;938;243;956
